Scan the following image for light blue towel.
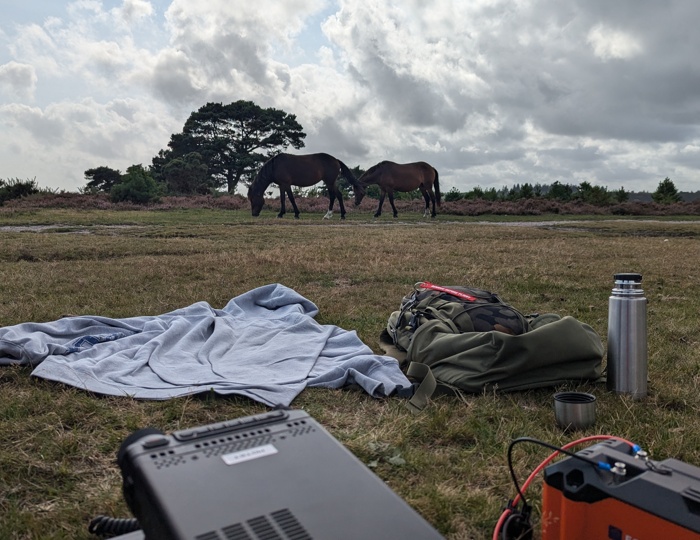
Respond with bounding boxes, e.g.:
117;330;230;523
0;284;411;407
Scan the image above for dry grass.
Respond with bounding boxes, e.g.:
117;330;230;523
1;208;699;539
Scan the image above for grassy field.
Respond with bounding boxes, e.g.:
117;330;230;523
1;208;699;539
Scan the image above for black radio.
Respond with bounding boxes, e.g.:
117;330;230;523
116;409;443;540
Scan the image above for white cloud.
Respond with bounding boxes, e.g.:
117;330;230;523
8;22;63;76
587;24;643;61
118;0;155;24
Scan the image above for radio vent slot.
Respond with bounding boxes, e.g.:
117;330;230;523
195;531;221;540
271;509;312;540
247;515;282;539
215;509;312;540
222;523;253;540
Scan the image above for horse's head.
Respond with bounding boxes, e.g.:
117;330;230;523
354;182;366;206
247;180;264;217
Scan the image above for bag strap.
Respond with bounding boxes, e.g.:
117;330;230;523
391;290;421;346
404;362;437;413
404;362;471;413
422;305;461;333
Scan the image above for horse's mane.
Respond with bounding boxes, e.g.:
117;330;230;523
359;161;390;184
249;155;279;196
366;161;389;174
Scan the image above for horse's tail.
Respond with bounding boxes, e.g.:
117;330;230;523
337;159;358;188
433;167;441;206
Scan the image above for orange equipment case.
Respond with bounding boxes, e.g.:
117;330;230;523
542;439;700;540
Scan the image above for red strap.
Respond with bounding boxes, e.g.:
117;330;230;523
418;282;478;302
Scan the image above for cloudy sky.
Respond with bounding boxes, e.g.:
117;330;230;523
2;0;699;194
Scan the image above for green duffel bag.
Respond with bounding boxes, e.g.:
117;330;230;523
383;283;604;412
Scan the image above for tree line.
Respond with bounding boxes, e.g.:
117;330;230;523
442;177;686;205
0;99;690;206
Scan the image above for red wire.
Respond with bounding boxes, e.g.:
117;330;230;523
492;435;636;540
418;282;479;302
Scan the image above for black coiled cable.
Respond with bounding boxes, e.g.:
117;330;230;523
88;515;140;537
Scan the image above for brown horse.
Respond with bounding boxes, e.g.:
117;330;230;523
354;161;441;218
248;153;358;219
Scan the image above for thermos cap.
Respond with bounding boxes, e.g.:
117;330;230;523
614;273;642;283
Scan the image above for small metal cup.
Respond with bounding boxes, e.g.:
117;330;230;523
554;392;596;431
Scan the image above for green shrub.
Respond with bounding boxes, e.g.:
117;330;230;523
444;187;464;202
0;177;40;205
652;177;682;204
110;165;162;204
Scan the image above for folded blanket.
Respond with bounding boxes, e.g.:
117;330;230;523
0;284;411;407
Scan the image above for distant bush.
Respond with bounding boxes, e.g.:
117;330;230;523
444;187;464;202
0;178;39;205
652;177;682;204
110;165;162;204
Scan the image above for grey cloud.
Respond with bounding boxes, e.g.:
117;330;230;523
274;66;291;91
595;164;661;188
107;99;140;122
479;118;528;147
535;95;697;143
212;32;269;85
82;132;126;160
450;148;525;170
175;31;270;86
539;145;606;164
151;51;202;105
0;61;37;98
164;11;273;94
536;75;571;105
0;104;65;142
475;1;700;147
352;54;468;132
306;117;370;161
669;149;700;169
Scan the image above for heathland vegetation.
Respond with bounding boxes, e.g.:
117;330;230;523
0;181;700;219
3;99;697;212
2;176;699;219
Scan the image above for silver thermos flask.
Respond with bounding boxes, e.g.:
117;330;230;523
607;273;648;398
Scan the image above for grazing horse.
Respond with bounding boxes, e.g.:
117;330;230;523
354;161;441;218
247;153;358;219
